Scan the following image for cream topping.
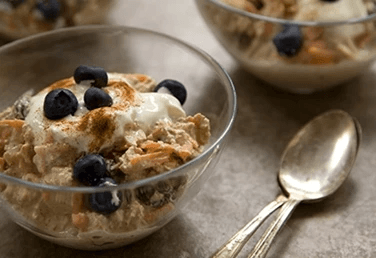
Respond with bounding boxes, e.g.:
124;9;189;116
295;0;368;39
25;73;186;153
295;0;368;21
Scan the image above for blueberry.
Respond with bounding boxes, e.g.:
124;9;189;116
74;65;108;88
36;0;61;21
273;24;302;57
84;87;113;110
73;154;107;186
43;88;78;120
154;79;187;105
89;178;122;215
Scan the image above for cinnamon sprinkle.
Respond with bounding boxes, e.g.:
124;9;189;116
41;77;76;93
106;80;137;109
43;77;141;152
134;74;147;82
77;107;116;153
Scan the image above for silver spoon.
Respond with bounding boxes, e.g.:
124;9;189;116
212;109;361;258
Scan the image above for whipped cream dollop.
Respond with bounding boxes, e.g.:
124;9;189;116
25;73;186;153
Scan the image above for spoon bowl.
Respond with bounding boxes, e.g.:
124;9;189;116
279;110;361;202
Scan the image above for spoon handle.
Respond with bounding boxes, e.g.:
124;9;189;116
211;195;288;258
247;198;300;258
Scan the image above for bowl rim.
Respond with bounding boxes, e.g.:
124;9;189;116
199;0;376;26
0;25;237;193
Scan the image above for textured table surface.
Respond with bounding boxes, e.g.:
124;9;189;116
1;1;376;258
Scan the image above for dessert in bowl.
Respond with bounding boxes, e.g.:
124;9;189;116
195;0;376;93
0;25;236;250
0;0;116;40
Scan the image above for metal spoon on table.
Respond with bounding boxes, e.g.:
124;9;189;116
212;109;361;258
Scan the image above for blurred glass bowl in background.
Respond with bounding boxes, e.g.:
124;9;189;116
195;0;376;93
0;0;116;40
0;25;236;250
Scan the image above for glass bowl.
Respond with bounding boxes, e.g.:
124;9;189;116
0;0;116;40
195;0;376;93
0;25;236;250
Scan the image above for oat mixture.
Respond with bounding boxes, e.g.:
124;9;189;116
0;0;114;39
0;66;210;246
215;0;376;64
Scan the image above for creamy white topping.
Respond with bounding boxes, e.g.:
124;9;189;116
296;0;368;21
296;0;368;39
25;73;186;153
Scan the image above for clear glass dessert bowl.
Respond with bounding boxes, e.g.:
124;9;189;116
195;0;376;93
0;25;236;250
0;0;116;40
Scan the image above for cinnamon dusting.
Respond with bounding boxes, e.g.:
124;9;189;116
134;74;147;82
77;108;116;152
106;80;137;109
41;78;76;93
44;78;139;152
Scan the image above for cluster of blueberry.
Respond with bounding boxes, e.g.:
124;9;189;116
8;0;61;21
43;65;112;120
43;65;188;120
43;66;119;214
73;154;123;214
72;153;187;214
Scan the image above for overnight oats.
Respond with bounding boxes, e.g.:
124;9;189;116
196;0;376;92
0;0;115;39
0;65;210;249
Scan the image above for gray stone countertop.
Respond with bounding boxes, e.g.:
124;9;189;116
1;1;376;257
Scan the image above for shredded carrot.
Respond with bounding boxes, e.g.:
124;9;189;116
72;213;89;231
72;193;84;214
307;46;335;65
0;119;24;130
